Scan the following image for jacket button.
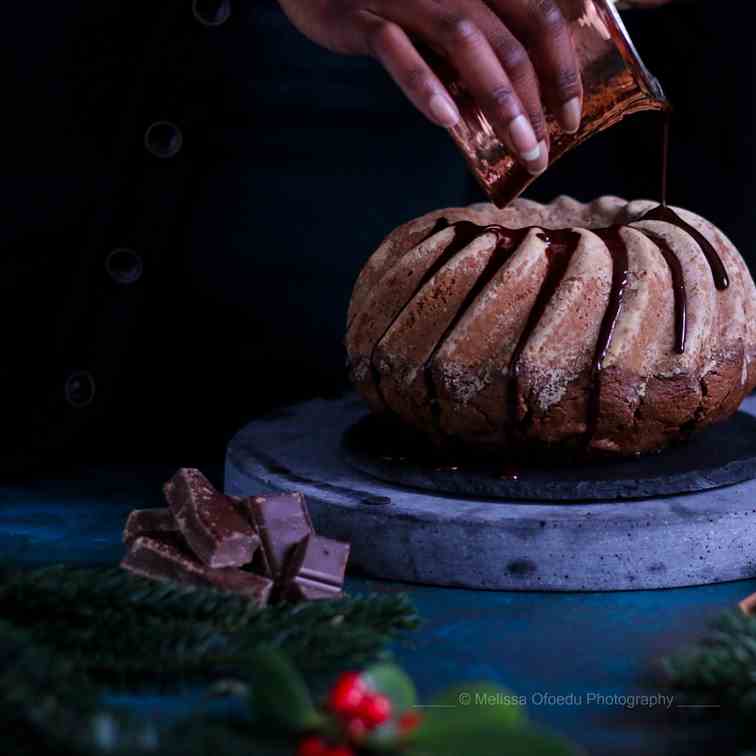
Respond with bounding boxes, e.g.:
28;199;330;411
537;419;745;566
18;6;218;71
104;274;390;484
193;0;232;26
144;121;183;158
65;371;96;409
106;248;143;285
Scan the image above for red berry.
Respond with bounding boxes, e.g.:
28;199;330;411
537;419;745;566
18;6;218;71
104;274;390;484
328;672;366;717
296;736;327;756
357;693;392;728
398;710;423;734
325;747;353;756
345;717;368;743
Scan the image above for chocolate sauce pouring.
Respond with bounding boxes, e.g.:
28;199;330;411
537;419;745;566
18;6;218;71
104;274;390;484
653;113;727;292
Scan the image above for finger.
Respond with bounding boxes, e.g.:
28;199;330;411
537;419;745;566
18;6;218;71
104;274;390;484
382;2;547;174
361;14;461;128
491;0;583;133
457;0;550;148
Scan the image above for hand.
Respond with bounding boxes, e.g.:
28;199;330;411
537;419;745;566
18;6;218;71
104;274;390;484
277;0;585;175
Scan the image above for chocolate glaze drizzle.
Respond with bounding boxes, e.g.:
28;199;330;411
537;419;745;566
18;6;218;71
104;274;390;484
642;204;729;290
369;219;481;407
507;230;580;424
641;230;687;354
367;200;729;441
588;226;630;436
423;225;528;421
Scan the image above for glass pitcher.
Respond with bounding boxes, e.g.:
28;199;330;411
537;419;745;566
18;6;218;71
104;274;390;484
434;0;669;207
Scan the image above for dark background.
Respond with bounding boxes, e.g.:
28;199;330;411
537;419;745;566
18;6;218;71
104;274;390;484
1;0;753;469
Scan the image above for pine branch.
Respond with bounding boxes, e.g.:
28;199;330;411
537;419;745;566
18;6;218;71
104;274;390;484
0;563;419;756
0;563;580;756
157;720;291;756
663;609;756;756
0;565;419;687
0;619;157;755
663;611;756;702
0;565;262;629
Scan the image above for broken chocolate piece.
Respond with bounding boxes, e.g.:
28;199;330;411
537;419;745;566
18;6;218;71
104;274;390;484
237;492;314;579
284;534;350;602
122;508;178;544
121;534;273;605
164;468;260;568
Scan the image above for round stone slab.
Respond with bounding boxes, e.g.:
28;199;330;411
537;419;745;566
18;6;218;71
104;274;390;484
342;412;756;501
225;393;756;591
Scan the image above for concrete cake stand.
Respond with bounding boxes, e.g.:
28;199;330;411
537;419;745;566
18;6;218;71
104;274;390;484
225;393;756;591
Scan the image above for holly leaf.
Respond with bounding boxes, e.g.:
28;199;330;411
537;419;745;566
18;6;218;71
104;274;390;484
363;663;417;714
249;648;325;733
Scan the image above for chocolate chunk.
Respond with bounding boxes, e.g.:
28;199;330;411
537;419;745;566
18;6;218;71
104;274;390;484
164;468;260;568
122;508;177;544
121;534;273;605
237;492;314;579
284;534;350;602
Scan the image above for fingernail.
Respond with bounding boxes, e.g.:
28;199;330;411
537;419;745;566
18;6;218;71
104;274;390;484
561;97;582;134
429;94;460;128
508;115;539;163
520;144;541;162
526;141;548;176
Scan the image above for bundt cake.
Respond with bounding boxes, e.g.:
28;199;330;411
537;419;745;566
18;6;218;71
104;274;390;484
346;196;756;456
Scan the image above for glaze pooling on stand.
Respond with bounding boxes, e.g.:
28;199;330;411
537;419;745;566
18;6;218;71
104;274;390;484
365;205;728;439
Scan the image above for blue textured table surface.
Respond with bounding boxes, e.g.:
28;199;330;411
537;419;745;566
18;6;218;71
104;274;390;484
1;462;750;755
